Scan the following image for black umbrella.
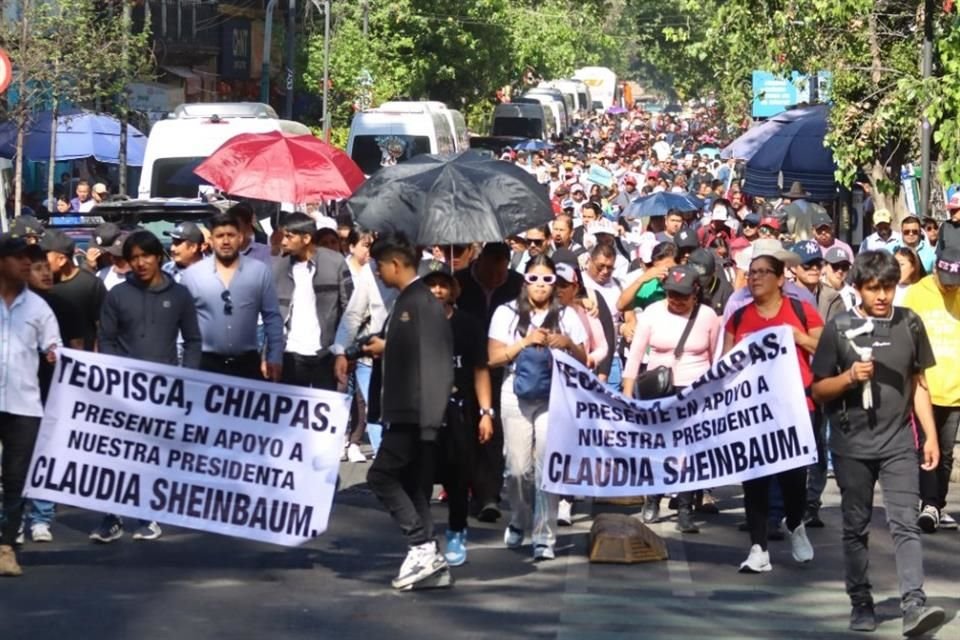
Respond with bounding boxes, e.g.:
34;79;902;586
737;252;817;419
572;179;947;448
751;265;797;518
345;150;554;245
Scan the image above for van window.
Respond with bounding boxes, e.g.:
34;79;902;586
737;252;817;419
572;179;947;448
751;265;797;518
151;157;207;198
351;135;431;175
431;112;456;155
492;117;542;139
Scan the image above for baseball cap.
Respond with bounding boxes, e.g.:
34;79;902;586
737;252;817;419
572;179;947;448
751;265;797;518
710;205;729;222
624;175;637;186
742;212;761;226
936;245;960;286
675;228;699;250
93;222;122;248
418;259;454;281
104;233;128;257
0;233;29;257
480;242;511;260
686;248;717;281
824;246;852;265
791;240;824;265
587;219;618;237
92;183;109;195
10;215;43;238
751;238;801;267
812;209;833;229
40;229;75;256
554;262;579;285
662;265;699;296
759;216;781;231
570;183;585;194
163;222;204;244
873;209;893;225
560;198;575;211
947;193;960;210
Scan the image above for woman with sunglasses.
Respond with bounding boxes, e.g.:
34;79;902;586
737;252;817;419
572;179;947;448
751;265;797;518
622;264;721;532
488;255;588;561
722;241;823;574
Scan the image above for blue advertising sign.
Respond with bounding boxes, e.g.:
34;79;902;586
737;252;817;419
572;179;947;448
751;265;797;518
752;70;832;119
219;18;251;80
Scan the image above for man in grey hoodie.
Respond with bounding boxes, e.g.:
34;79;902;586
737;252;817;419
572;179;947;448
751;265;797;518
90;230;202;544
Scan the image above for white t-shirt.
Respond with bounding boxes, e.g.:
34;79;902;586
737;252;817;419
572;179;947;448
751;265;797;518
488;302;587;348
98;266;127;291
285;261;322;355
583;272;623;322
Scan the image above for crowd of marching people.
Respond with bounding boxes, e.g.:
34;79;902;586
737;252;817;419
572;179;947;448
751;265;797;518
1;103;958;635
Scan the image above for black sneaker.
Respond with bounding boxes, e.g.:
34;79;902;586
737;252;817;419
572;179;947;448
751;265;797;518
902;603;945;637
675;509;700;534
89;516;123;543
849;603;876;632
477;503;501;523
917;505;939;534
804;508;825;528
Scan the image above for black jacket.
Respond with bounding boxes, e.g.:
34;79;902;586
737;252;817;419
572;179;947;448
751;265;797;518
369;279;454;440
99;273;202;368
271;248;353;353
455;265;523;330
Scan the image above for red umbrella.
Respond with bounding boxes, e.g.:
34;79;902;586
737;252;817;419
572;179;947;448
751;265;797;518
193;131;365;203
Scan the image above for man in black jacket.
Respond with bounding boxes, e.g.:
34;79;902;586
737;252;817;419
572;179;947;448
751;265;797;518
454;242;523;522
271;212;353;390
364;233;455;590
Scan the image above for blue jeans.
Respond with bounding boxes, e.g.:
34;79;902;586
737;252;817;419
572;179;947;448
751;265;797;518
27;499;55;526
605;355;623;393
356;361;382;453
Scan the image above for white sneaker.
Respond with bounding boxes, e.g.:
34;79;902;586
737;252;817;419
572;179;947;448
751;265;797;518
533;544;555;561
345;443;367;463
30;523;53;543
938;511;958;530
15;523;24;546
503;525;523;549
783;519;814;563
557;499;573;526
738;544;772;573
391;541;446;590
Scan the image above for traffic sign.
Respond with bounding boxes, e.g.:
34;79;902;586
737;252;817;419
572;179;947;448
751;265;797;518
0;48;11;95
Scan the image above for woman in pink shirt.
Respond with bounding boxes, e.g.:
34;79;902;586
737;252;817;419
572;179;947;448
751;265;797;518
622;264;721;533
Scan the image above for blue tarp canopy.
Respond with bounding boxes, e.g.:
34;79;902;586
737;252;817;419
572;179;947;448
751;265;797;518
0;109;147;166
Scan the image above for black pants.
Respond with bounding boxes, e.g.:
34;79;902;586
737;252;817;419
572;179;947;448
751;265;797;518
834;452;926;607
919;405;960;510
200;352;262;381
0;413;41;546
438;403;477;532
742;466;807;550
281;352;336;391
367;424;437;547
472;367;505;508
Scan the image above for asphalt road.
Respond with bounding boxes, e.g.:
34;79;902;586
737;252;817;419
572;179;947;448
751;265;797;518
2;459;959;640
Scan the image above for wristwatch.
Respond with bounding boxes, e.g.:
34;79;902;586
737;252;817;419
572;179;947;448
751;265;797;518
479;408;496;418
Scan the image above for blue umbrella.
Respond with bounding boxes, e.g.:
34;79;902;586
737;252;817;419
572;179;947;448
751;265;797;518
721;104;826;160
742;104;837;201
512;139;553;152
624;191;703;217
0;109;147;165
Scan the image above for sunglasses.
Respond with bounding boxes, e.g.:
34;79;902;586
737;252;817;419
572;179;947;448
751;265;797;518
902;229;921;236
221;289;233;315
524;273;557;285
798;261;825;270
831;262;852;272
527;238;546;246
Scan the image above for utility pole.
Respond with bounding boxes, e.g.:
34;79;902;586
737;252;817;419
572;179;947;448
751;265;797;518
260;0;278;104
118;0;132;195
362;0;368;38
284;0;295;118
919;0;934;218
322;0;330;141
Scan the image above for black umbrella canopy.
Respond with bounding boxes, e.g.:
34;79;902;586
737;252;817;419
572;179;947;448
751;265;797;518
346;150;554;245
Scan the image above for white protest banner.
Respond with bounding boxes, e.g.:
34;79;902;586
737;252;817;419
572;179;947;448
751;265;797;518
25;348;350;547
542;326;816;496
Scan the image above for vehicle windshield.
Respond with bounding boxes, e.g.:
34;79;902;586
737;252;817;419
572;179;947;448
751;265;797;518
492;117;542;139
350;135;431;175
151;157;208;198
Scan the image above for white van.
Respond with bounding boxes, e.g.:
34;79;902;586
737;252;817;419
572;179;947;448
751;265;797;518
138;102;311;199
541;80;591;119
347;101;456;175
420;101;470;152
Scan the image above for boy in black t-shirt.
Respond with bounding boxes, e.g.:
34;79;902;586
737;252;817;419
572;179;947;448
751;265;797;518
811;251;944;637
420;261;494;568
